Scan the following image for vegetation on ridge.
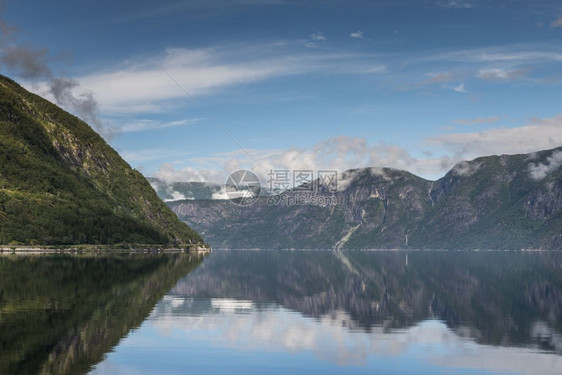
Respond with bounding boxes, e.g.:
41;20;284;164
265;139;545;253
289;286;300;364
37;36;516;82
0;75;203;245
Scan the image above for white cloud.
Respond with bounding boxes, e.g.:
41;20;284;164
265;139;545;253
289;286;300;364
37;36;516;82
429;114;562;158
155;162;225;183
305;33;327;48
25;43;561;129
528;150;562;180
392;44;562;93
122;148;193;163
151;114;562;184
453;83;466;92
364;65;386;74
427;46;562;64
153;136;452;185
24;42;562;122
164;191;188;202
74;48;296;114
350;31;364;39
211;186;231;200
118;118;202;133
396;71;457;92
477;67;527;81
29;45;389;117
451;160;482;176
310;32;326;41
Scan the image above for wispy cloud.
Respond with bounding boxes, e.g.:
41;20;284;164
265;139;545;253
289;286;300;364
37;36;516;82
426;71;454;83
453;115;501;125
391;43;562;93
441;1;473;9
73;48;297;114
424;45;562;64
309;32;326;41
396;71;458;92
363;65;386;74
429;114;562;158
477;67;527;81
390;43;562;94
153;114;562;183
350;31;364;39
306;32;327;48
118;118;202;133
154;136;451;183
22;42;561;121
122;148;194;163
155;162;225;183
528;150;562;180
452;83;466;92
29;45;387;116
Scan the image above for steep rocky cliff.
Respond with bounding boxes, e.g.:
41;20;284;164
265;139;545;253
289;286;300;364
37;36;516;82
168;147;562;249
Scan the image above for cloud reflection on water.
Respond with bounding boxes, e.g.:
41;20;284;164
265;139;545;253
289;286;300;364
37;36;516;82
97;296;562;375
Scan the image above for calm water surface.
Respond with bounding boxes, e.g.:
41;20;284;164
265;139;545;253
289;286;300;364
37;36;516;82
2;251;562;374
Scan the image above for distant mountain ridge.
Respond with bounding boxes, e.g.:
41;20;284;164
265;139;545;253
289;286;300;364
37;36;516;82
167;147;562;249
0;75;203;245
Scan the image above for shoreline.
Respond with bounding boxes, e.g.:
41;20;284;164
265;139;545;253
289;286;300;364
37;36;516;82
0;244;211;255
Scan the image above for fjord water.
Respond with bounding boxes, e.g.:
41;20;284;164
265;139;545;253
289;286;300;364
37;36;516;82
0;253;205;374
2;251;562;374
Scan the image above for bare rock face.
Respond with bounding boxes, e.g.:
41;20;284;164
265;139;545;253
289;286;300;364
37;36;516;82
166;147;562;250
525;181;562;220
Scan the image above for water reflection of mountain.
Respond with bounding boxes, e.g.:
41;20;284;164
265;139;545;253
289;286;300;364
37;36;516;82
170;250;562;353
0;253;205;375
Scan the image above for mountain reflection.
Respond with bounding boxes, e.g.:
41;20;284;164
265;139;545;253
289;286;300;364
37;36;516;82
170;250;562;353
0;253;205;375
4;251;562;375
143;297;562;374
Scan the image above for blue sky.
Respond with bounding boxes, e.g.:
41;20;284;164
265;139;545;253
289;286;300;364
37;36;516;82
1;0;562;182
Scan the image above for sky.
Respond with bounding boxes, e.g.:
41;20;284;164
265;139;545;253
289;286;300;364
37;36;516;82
1;0;562;184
